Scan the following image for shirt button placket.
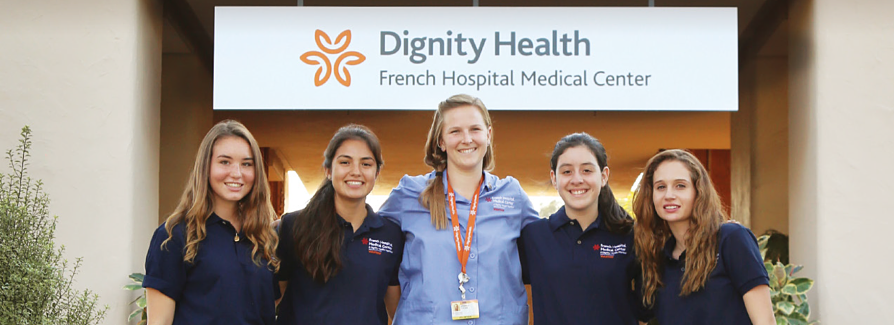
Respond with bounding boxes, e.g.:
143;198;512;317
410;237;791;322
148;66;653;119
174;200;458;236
469;258;478;298
468;244;478;300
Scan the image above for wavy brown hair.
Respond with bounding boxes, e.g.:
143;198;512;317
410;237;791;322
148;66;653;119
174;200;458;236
633;149;725;306
420;94;495;230
161;120;279;271
291;124;383;283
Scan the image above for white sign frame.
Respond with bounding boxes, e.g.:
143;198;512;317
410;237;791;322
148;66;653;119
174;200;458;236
214;7;738;111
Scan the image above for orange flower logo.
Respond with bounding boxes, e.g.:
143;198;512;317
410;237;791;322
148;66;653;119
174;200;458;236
300;30;366;87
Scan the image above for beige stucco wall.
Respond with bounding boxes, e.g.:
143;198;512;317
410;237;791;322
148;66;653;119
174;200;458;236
0;0;162;324
789;0;894;322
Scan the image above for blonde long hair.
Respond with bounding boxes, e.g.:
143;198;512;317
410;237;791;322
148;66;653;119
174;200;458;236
162;120;279;270
420;94;495;230
633;149;725;305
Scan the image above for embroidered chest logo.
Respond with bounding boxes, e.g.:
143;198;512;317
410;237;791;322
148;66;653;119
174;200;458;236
364;237;394;255
488;196;515;211
597;243;627;259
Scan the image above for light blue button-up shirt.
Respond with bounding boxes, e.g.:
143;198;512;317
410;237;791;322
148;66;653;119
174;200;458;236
379;171;539;325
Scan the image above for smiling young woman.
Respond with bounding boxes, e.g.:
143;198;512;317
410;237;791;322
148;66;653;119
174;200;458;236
517;132;649;325
143;120;279;325
378;94;539;325
633;149;775;325
276;124;403;325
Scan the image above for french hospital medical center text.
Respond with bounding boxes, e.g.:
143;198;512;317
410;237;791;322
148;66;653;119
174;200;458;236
375;30;653;90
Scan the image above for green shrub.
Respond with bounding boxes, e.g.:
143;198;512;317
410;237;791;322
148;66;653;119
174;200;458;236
758;234;818;325
0;126;108;325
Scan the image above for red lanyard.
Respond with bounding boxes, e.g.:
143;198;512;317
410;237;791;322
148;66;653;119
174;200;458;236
446;172;485;275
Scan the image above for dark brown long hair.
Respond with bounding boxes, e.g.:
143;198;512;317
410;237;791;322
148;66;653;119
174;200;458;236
291;124;384;283
550;132;633;234
633;149;726;306
162;120;279;270
420;94;495;230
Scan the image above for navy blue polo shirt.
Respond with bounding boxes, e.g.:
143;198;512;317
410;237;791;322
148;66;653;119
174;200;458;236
656;223;769;325
518;206;647;325
276;206;403;325
143;213;277;325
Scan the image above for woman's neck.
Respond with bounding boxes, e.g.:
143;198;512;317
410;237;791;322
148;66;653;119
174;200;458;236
213;201;241;231
335;195;368;233
565;204;599;231
446;164;484;199
667;220;690;259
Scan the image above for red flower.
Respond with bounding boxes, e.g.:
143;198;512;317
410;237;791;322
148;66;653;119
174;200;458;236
362;238;369;245
593;244;600;251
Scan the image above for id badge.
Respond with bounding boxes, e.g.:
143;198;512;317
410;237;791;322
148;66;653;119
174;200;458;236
450;300;480;320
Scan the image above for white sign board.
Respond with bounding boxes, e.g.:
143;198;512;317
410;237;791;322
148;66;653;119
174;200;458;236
214;7;737;110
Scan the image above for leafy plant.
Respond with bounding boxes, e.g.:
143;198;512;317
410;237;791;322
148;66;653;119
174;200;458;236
0;126;108;324
123;272;147;324
757;234;817;325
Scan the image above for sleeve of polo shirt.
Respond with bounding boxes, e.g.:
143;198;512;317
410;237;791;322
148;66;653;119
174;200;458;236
722;225;770;296
378;177;411;226
514;180;540;228
276;213;297;282
143;224;188;301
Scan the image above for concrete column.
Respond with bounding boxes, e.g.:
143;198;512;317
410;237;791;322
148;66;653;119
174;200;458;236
750;56;789;236
789;0;894;322
0;0;162;324
731;55;788;236
159;53;213;223
731;59;755;226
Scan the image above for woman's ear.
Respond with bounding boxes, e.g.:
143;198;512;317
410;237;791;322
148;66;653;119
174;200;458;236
549;170;558;189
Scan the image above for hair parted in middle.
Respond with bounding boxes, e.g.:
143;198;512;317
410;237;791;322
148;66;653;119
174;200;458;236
420;94;495;230
549;132;633;234
633;149;727;306
161;119;279;271
291;124;384;283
